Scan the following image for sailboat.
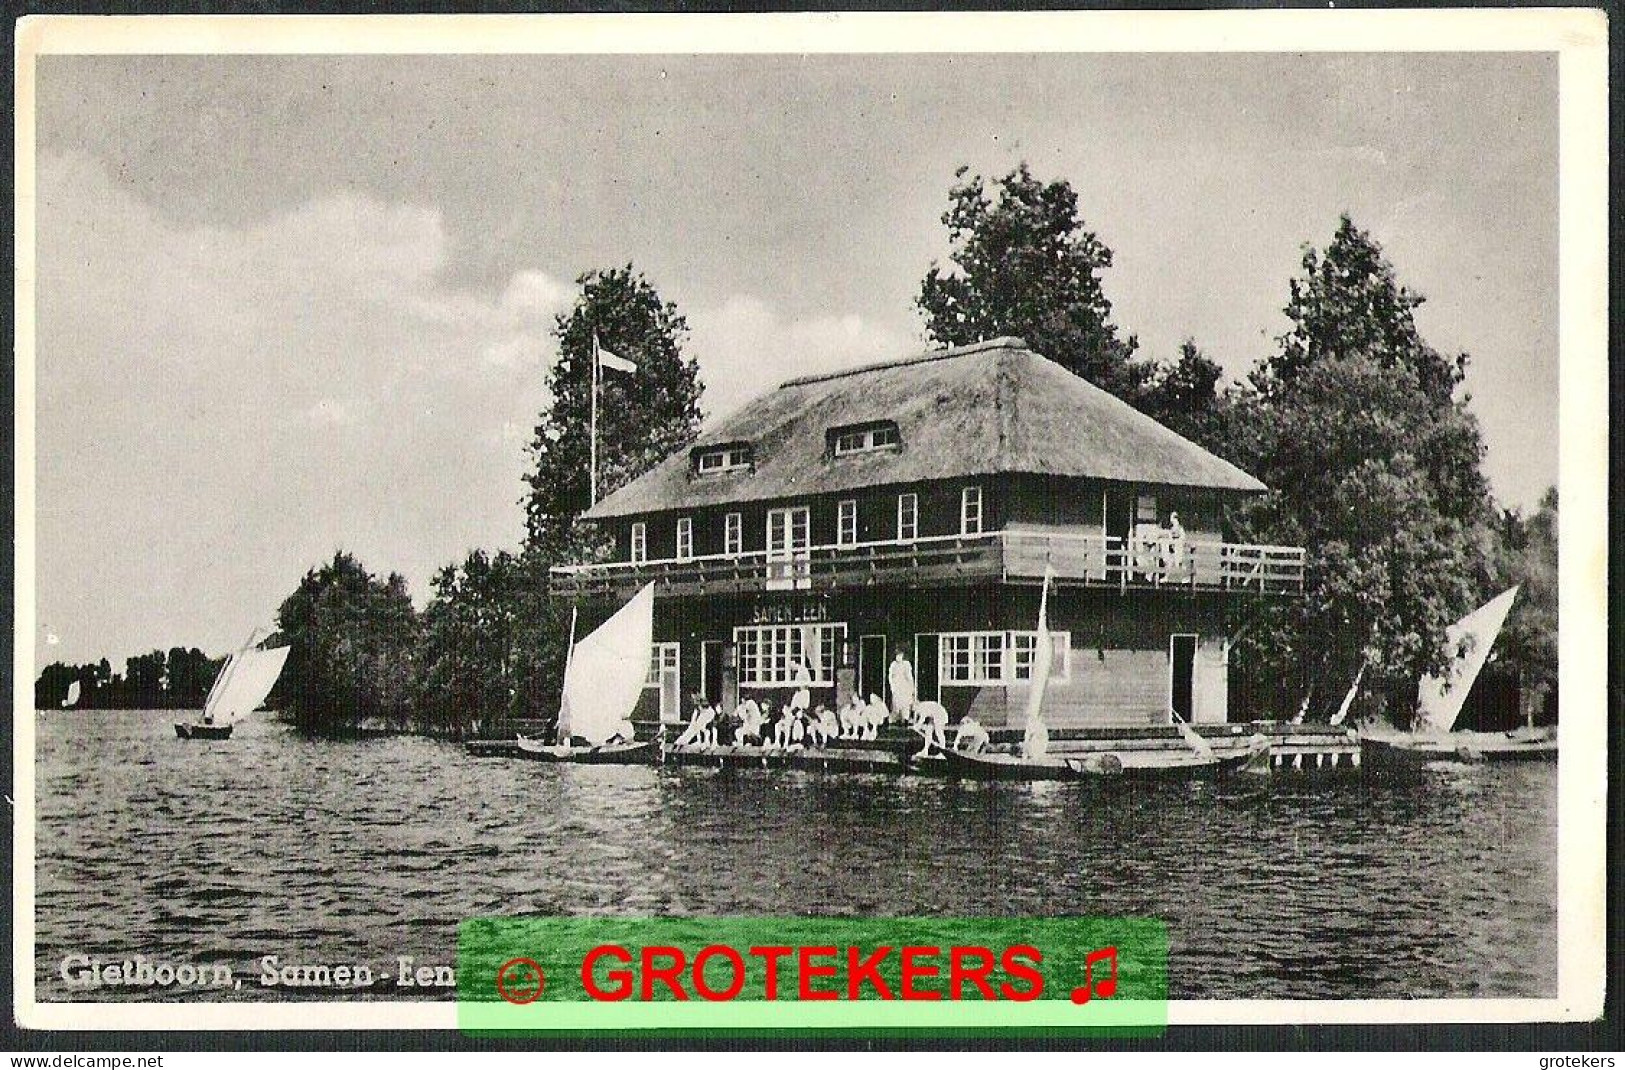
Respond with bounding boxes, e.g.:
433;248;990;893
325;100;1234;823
516;583;656;764
175;632;290;740
1362;587;1554;766
61;680;81;709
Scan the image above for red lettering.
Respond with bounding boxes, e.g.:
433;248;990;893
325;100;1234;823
748;946;791;1000
949;946;996;1000
999;945;1044;1001
846;945;895;1000
581;945;632;1001
639;946;689;1001
798;946;838;1001
900;946;942;1000
692;945;746;1002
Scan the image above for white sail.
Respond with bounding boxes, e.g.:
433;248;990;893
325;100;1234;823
558;583;654;745
206;645;290;722
1021;569;1054;759
1416;587;1519;735
62;681;81;708
1329;662;1366;726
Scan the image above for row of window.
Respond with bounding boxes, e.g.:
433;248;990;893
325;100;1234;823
693;421;904;476
642;626;1071;691
629;487;984;563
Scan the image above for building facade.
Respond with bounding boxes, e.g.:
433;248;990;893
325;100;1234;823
551;338;1304;731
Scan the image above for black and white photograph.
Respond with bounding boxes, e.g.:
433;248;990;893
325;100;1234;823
11;10;1608;1036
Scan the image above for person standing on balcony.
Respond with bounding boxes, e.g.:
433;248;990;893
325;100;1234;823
888;651;916;723
1166;511;1188;581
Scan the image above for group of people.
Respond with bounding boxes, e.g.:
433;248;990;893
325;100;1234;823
672;691;894;751
667;650;1005;757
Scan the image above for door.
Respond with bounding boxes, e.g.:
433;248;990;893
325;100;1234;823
649;642;681;723
700;641;725;707
858;635;887;702
914;633;940;703
1169;634;1197;723
766;506;811;590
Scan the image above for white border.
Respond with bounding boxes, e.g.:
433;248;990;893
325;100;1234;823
12;9;1609;1031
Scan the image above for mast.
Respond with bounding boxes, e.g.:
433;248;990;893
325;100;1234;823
589;333;600;507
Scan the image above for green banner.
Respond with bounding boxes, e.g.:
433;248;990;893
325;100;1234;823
457;916;1167;1036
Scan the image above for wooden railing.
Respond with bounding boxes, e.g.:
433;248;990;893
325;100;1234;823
549;530;1304;599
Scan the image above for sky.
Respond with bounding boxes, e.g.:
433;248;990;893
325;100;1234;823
30;50;1559;669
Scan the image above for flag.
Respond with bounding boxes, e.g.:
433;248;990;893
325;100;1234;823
594;333;638;375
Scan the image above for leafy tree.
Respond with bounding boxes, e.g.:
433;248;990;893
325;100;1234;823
1142;339;1227;446
1488;487;1558;717
517;267;705;723
275;551;419;734
523;266;704;557
918;163;1152;402
416;549;525;738
1221;217;1492;725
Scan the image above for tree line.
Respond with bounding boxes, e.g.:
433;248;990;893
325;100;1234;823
35;647;225;710
43;164;1556;733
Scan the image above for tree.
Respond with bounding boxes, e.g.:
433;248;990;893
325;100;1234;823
416;549;524;738
275;551;420;734
918;163;1151;402
522;266;704;558
1221;217;1493;725
1142;339;1227;446
1489;487;1558;717
517;267;705;723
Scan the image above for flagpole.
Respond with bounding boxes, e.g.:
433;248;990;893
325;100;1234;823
589;332;599;507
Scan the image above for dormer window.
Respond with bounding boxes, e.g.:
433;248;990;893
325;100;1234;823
693;442;753;476
829;420;901;458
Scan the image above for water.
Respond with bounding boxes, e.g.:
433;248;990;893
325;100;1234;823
32;710;1557;1001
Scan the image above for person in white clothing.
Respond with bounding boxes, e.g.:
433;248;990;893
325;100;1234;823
887;651;916;724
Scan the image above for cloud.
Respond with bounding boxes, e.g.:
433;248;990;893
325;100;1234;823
687;295;920;426
33;151;568;665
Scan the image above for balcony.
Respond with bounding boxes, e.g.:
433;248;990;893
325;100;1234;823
549;530;1305;600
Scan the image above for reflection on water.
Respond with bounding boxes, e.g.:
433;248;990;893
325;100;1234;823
33;710;1557;1001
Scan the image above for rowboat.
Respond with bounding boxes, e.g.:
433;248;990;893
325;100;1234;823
514;736;654;764
1362;726;1556;767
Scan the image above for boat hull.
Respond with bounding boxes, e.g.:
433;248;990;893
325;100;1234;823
1362;729;1556;767
514;737;654;764
175;722;233;740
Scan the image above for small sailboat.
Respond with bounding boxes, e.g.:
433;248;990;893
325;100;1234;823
175;632;290;740
516;583;656;764
1362;587;1553;766
61;680;81;709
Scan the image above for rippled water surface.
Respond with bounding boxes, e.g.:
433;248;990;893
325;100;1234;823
33;710;1557;1001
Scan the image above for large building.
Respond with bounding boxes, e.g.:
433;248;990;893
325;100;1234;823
550;338;1304;732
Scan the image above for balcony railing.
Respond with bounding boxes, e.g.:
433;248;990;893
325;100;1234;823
549;530;1305;600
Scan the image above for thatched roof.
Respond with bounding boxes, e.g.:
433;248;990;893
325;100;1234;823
585;338;1266;519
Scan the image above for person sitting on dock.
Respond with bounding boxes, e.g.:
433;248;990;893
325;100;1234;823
675;696;718;748
838;694;865;739
735;699;765;745
953;714;991;754
862;694;889;740
913;700;949;758
810;704;840;748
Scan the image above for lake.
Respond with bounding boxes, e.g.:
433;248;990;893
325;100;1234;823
31;709;1557;1001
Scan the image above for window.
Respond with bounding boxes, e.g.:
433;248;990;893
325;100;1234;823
695;445;752;475
734;624;847;687
645;643;680;687
630;522;647;564
1136;493;1158;524
961;486;983;535
940;633;1006;686
830;421;902;457
838;500;858;547
676;517;693;561
766;506;812;590
1011;631;1072;683
939;631;1072;686
724;512;743;556
897;493;918;541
